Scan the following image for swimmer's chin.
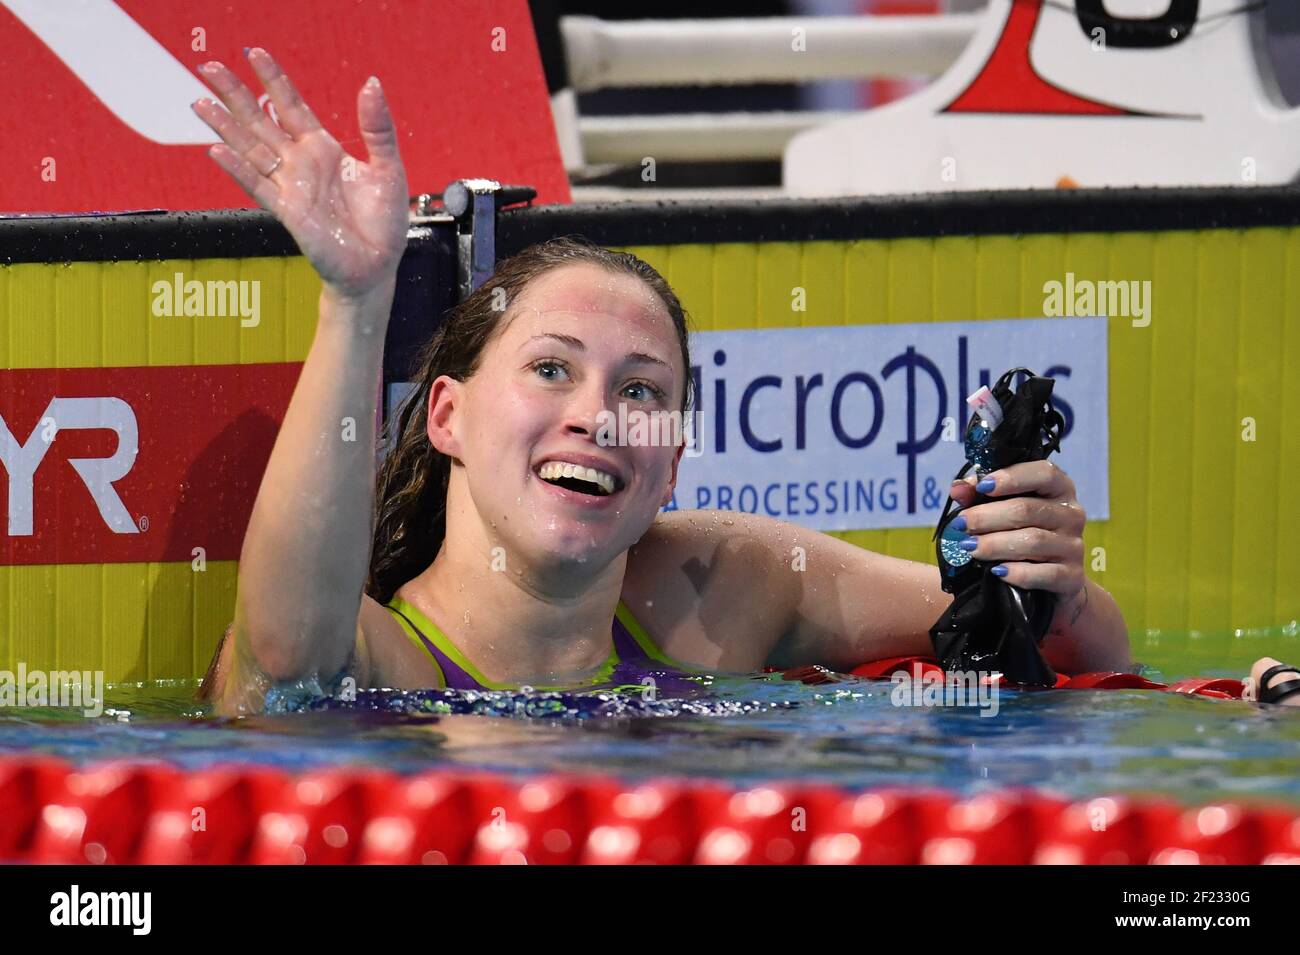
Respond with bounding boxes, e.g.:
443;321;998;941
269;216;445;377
509;530;630;572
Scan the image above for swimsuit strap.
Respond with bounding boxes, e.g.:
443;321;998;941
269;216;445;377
613;599;690;669
611;611;650;663
384;596;680;691
386;602;484;691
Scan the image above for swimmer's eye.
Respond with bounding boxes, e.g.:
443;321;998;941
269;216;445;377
530;359;667;403
530;358;571;383
622;380;668;403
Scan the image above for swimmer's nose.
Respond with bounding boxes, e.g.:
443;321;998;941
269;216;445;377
560;383;612;438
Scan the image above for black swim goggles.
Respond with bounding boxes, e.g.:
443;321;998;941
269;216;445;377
928;368;1066;685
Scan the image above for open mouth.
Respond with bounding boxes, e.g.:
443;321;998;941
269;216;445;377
536;461;624;498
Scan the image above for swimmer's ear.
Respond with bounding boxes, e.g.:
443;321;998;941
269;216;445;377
426;375;463;456
659;441;686;507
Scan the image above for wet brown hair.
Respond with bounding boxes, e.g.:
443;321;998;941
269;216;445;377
365;236;693;605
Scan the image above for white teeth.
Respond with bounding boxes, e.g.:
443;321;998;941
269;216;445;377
537;461;618;495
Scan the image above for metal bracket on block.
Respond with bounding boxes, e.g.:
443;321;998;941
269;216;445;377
381;181;536;448
441;179;537;299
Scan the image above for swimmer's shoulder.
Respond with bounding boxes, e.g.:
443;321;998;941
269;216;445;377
627;508;807;578
361;592;449;690
623;510;802;670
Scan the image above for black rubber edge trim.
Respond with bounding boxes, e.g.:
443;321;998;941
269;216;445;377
6;185;1300;265
496;185;1300;255
0;209;304;263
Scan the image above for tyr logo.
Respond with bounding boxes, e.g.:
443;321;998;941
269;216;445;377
0;397;139;536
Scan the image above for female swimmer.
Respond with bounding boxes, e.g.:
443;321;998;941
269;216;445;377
189;49;1296;711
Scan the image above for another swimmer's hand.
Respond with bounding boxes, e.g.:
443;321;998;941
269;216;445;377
1244;657;1300;706
191;48;409;302
947;460;1086;598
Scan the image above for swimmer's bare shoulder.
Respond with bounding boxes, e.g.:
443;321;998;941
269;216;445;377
623;509;803;671
625;509;942;673
197;596;445;714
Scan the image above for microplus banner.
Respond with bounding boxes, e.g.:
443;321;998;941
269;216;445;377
665;318;1108;531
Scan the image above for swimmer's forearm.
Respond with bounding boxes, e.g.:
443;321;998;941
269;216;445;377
1041;578;1133;674
235;278;395;681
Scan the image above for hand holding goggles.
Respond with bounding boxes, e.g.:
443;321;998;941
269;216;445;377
929;368;1066;686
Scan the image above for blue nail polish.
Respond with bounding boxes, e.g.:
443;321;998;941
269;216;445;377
976;477;996;493
243;47;250;56
991;564;1008;577
950;515;966;533
959;536;978;552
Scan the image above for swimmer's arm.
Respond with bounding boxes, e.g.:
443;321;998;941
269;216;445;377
1039;579;1133;674
191;50;409;693
200;611;379;717
232;281;394;686
634;510;937;670
751;515;1131;674
755;519;949;672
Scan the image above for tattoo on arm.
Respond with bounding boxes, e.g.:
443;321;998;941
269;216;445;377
1047;583;1090;640
1068;582;1090;628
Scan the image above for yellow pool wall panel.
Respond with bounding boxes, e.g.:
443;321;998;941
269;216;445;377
2;228;1298;683
622;229;1300;647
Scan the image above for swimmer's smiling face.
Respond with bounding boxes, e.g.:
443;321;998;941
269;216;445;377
428;262;687;570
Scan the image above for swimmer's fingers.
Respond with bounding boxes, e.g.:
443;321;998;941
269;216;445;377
948;474;979;509
191;98;284;179
978;460;1076;503
356;76;403;179
979;558;1084;598
958;494;1085;537
195;60;292;154
245;47;324;139
205;143;284;214
1251;657;1278;687
961;526;1082;570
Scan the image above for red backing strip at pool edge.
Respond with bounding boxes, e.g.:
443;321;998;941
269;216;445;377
1;757;1296;865
835;656;1244;700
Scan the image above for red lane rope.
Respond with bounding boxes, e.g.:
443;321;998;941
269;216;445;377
0;661;1276;864
2;756;1296;865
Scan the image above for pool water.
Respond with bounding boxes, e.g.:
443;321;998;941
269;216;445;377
3;627;1298;808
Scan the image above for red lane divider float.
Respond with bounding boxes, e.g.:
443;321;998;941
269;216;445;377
1;756;1296;865
830;655;1246;700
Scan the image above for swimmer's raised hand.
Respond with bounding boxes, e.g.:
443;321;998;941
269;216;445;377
191;48;409;301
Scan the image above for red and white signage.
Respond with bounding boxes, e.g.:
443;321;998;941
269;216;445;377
786;0;1300;194
0;0;570;213
0;365;299;565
